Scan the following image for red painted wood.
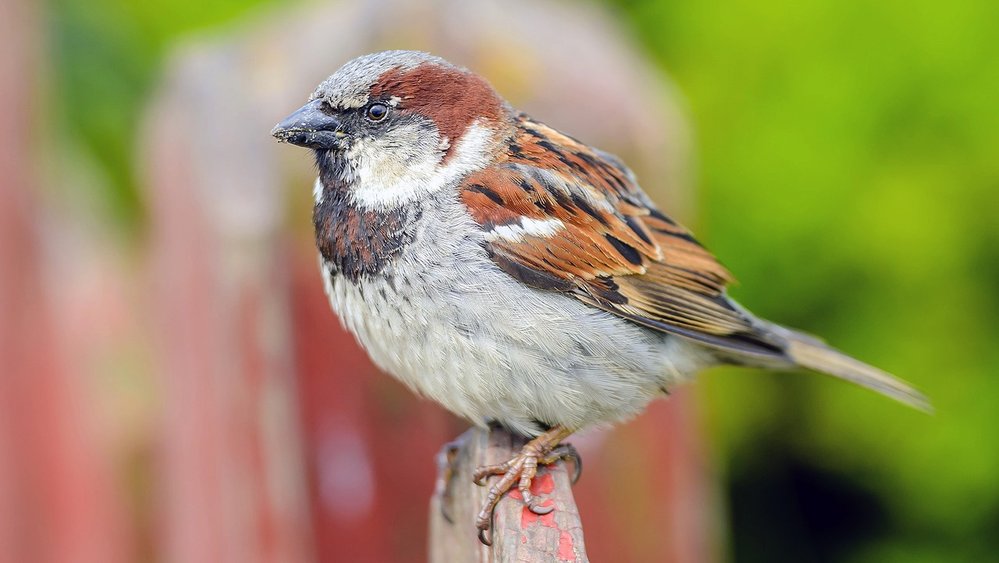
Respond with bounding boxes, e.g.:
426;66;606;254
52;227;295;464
428;428;589;562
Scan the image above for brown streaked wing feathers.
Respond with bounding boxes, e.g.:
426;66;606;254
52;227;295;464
461;115;784;357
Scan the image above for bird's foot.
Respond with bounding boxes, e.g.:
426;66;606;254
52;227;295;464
472;426;579;546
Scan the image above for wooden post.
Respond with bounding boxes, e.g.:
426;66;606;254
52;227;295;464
430;428;587;562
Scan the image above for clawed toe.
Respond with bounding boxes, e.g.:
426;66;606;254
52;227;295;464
478;527;492;546
472;461;511;486
472;425;577;545
545;443;582;484
527;500;554;515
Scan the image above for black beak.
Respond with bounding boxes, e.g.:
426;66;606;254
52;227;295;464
271;99;343;150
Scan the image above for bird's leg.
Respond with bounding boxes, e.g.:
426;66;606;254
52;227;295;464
472;425;578;545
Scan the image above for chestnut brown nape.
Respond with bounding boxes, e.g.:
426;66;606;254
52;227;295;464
369;63;507;157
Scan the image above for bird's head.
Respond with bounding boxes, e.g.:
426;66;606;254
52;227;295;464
272;50;511;209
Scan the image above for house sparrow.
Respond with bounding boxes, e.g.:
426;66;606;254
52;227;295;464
272;50;929;544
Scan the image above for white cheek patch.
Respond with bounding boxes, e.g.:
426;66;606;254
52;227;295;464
484;217;565;242
348;121;495;210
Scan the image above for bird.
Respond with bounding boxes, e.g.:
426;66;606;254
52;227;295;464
271;50;929;544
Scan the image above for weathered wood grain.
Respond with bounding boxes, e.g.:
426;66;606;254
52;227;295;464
430;427;588;563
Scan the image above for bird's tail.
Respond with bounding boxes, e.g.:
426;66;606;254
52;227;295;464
776;326;931;412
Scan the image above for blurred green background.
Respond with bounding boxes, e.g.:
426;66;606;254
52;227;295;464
49;0;999;561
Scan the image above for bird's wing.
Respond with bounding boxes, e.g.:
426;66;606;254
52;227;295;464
461;115;784;358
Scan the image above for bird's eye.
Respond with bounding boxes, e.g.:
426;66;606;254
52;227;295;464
365;103;388;122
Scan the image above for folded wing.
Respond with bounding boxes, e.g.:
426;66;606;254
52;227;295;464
461;115;784;358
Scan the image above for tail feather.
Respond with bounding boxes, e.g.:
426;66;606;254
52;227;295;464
781;329;932;412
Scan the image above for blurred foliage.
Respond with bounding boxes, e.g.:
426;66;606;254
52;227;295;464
49;0;276;227
608;0;999;561
48;0;998;560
